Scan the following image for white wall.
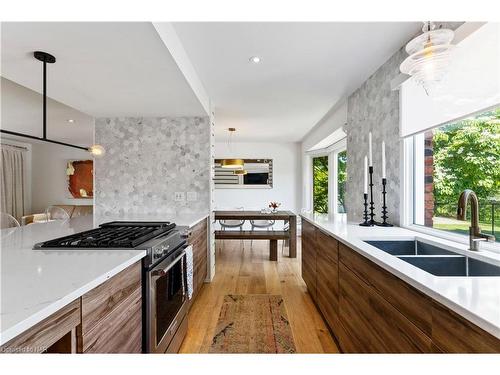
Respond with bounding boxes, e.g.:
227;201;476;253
30;141;92;213
300;100;347;211
215;142;301;215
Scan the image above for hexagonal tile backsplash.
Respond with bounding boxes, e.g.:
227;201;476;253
94;116;210;218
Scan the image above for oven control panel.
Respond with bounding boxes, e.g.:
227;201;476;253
151;230;183;260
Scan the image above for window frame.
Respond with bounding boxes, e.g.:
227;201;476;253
307;138;347;217
402;132;500;254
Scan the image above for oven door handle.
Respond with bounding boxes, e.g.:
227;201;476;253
152;251;186;277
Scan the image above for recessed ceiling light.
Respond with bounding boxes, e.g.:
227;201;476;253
249;56;261;64
67;119;75;124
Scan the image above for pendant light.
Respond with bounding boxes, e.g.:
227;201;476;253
400;22;455;95
0;51;105;158
220;128;244;169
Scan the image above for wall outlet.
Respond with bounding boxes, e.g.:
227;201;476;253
187;191;198;201
174;192;185;202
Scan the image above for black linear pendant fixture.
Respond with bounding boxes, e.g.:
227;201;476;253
0;51;105;157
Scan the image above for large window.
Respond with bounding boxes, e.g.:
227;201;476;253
337;150;347;213
412;108;500;242
310;144;347;215
312;155;328;214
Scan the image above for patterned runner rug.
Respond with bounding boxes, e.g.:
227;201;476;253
209;294;296;353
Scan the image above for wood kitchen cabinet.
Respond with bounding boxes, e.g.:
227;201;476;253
338;262;432;353
80;261;142;353
300;218;500;353
0;300;81;354
338;242;432;336
187;217;208;306
431;301;500;353
315;229;340;336
301;220;317;300
1;261;143;354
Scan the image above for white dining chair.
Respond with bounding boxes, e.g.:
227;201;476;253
249;219;275;249
0;212;21;229
218;207;245;252
45;206;70;222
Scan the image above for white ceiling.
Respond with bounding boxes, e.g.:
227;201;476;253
1;77;93;146
1;22;207;119
173;22;422;142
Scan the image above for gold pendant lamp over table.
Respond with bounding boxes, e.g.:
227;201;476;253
221;128;244;170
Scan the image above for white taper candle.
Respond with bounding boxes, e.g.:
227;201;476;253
382;141;386;179
364;155;368;194
368;132;373;166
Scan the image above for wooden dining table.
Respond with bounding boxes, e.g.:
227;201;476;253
214;210;297;261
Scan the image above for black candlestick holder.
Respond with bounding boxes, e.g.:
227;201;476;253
368;165;378;225
376;177;393;227
359;193;372;226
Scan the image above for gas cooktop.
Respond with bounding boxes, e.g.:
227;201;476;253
34;221;176;249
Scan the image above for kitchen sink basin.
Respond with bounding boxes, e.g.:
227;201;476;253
397;256;500;277
365;240;456;256
364;239;500;277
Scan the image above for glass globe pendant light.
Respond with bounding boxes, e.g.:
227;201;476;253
400;22;455;95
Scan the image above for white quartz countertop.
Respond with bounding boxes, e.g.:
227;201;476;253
300;213;500;339
0;216;146;346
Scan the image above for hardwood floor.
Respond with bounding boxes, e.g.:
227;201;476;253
179;238;339;353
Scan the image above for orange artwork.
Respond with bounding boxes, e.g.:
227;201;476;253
67;160;93;199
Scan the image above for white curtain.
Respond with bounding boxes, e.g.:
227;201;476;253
0;146;26;219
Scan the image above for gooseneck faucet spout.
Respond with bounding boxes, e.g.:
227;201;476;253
456;189;495;251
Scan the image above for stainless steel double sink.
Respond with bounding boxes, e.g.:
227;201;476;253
364;240;500;277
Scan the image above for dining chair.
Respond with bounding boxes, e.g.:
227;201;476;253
45;206;71;222
0;212;21;229
218;207;245;252
249;219;275;249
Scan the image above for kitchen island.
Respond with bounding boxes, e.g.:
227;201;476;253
300;213;500;353
0;212;209;353
0;216;145;349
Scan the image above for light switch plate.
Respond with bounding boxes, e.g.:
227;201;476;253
187;191;198;201
174;192;185;202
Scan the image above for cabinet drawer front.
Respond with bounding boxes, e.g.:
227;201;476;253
82;288;142;353
339;243;432;336
432;302;500;353
81;261;142;335
302;220;316;242
316;229;338;264
316;250;340;335
339;263;432;353
302;260;316;297
188;218;208;245
0;300;80;354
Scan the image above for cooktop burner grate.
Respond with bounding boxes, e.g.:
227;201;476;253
36;221;175;249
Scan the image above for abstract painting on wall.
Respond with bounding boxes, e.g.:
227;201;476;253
66;160;93;199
